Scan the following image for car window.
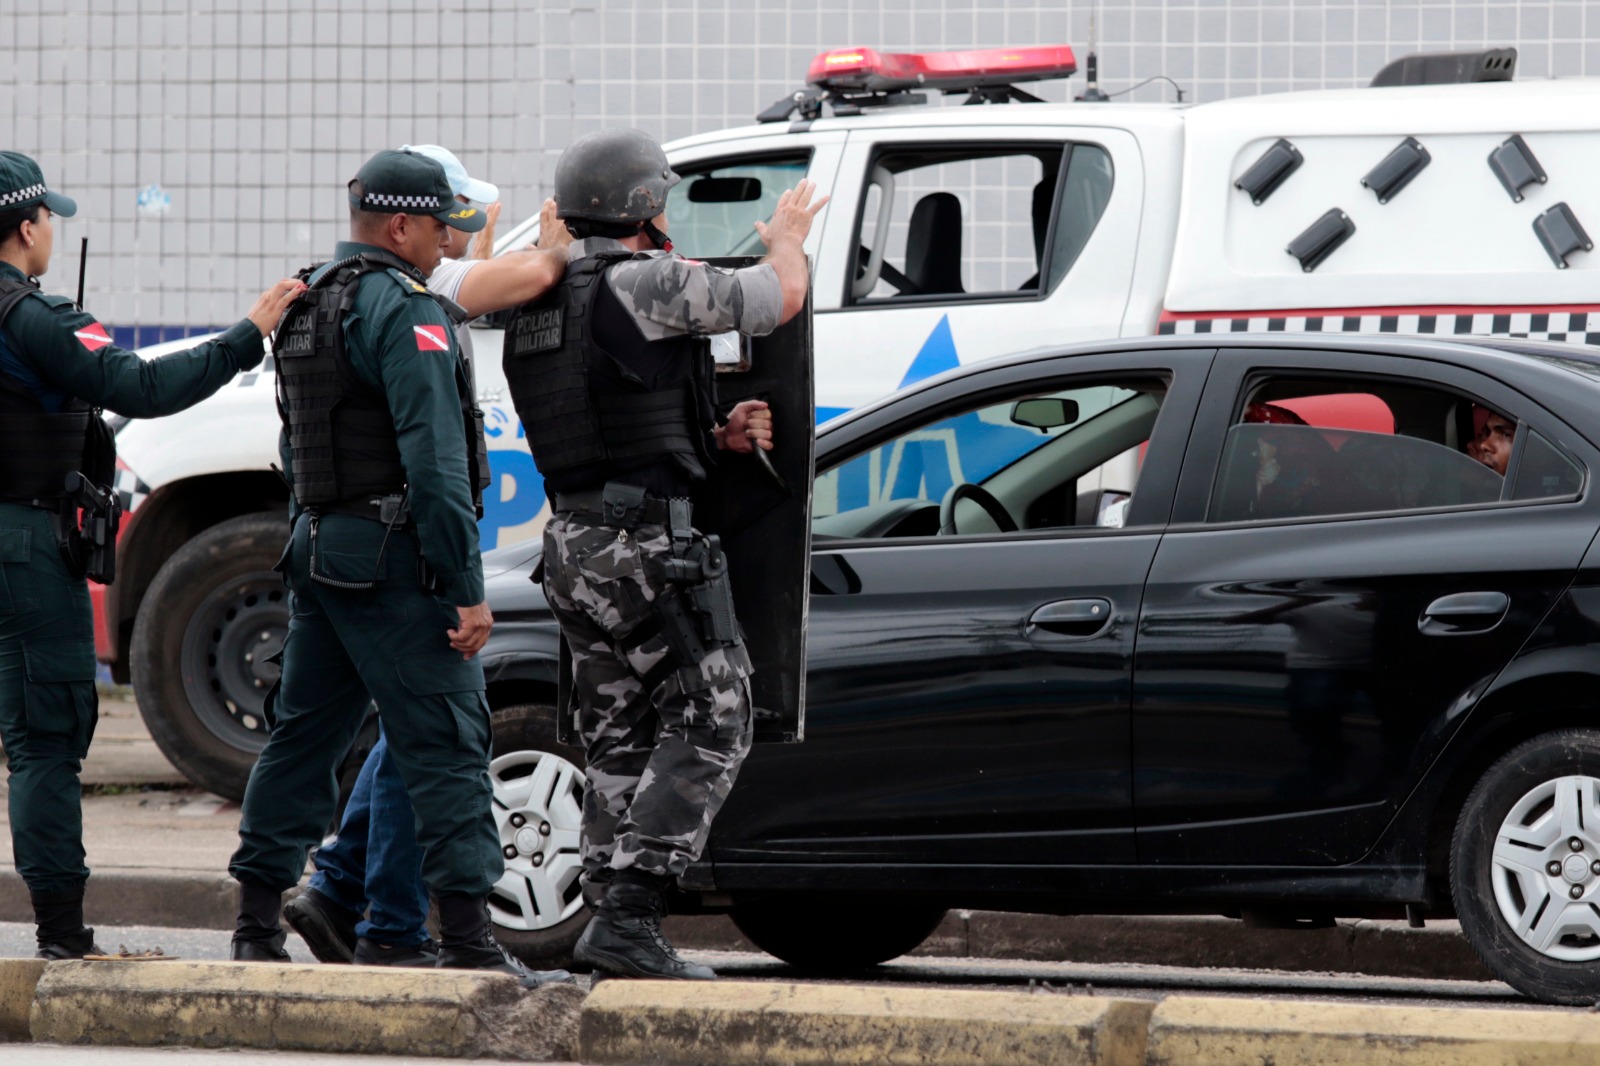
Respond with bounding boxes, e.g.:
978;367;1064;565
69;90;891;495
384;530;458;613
1512;430;1585;500
1208;376;1577;523
664;155;811;259
849;142;1113;305
814;379;1165;539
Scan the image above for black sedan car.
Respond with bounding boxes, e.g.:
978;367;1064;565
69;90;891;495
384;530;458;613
477;334;1600;1005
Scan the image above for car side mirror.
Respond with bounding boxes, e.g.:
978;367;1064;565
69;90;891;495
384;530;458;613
688;177;763;203
1011;397;1080;432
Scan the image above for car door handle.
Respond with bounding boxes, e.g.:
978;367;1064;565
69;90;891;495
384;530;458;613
1028;598;1113;637
1419;591;1510;636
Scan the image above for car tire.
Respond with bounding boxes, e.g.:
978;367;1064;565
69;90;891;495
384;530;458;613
130;512;289;801
730;896;948;972
487;702;592;968
1452;728;1600;1004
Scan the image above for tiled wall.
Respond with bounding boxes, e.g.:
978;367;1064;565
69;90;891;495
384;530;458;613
3;0;1597;344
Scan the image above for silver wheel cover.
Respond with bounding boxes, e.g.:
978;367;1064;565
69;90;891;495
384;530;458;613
1492;774;1600;961
487;748;587;933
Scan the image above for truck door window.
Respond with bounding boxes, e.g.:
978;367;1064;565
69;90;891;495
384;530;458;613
850;143;1113;306
664;155;811;259
1044;145;1114;291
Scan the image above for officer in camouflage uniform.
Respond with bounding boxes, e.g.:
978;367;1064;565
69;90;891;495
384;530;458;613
0;151;303;959
227;149;569;986
503;128;824;979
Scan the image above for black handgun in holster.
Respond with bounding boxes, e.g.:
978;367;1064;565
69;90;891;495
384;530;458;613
58;471;121;584
653;499;741;667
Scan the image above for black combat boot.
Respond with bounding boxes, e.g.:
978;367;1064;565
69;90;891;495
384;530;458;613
282;887;358;964
575;875;716;980
435;892;574;988
230;878;291;962
353;936;439;968
31;887;103;960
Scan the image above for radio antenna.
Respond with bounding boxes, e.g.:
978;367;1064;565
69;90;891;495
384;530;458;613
75;237;88;310
1077;13;1111;102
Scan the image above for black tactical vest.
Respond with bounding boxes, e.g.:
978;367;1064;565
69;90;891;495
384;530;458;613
502;254;712;494
0;275;114;503
274;253;490;517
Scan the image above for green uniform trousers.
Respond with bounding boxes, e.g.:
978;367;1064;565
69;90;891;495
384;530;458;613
229;512;502;897
0;504;99;896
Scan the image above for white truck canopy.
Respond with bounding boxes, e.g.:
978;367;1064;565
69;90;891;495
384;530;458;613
1168;79;1600;314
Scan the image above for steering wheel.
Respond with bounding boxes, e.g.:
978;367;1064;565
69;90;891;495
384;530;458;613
939;483;1018;535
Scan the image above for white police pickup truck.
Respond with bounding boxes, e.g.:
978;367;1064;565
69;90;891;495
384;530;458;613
109;44;1600;796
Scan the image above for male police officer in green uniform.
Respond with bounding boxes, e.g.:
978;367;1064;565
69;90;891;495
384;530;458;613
503;129;823;979
227;149;567;986
0;150;303;958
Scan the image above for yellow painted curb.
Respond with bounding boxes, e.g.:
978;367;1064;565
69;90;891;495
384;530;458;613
29;960;584;1059
0;958;47;1041
1148;995;1600;1065
580;979;1153;1066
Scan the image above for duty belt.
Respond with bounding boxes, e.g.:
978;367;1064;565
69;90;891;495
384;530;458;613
553;485;682;530
558;481;740;692
313;493;412;527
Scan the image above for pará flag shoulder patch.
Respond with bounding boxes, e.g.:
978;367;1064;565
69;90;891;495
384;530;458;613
413;324;449;352
74;321;112;352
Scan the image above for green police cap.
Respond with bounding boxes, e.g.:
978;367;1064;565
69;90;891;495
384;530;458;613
0;152;77;218
348;148;486;232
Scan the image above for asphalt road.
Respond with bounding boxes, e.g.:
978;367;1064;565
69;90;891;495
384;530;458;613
0;919;1555;1014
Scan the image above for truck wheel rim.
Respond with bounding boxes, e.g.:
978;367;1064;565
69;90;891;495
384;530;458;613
1492;774;1600;961
487;748;586;932
180;572;285;752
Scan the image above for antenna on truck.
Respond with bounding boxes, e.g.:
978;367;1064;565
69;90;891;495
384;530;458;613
1075;15;1111;102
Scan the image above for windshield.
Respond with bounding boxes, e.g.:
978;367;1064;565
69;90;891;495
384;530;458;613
665;157;811;258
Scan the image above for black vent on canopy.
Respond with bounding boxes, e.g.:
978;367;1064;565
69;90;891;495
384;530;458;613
1489;135;1548;203
1286;209;1356;272
1234;139;1303;206
1360;137;1431;204
1533;203;1593;269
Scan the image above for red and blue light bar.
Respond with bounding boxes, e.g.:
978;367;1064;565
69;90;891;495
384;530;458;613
807;45;1079;94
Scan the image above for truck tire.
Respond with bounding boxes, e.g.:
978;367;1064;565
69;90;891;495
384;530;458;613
487;701;592;967
730;897;948;973
131;512;289;801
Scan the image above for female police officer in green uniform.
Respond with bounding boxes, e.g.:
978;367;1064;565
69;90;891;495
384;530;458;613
0;150;302;958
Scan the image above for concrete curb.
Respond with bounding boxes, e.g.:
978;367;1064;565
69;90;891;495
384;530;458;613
577;983;1600;1066
580;980;1154;1066
0;870;238;931
4;960;1599;1063
915;911;1495;983
0;958;46;1041
1146;994;1600;1064
0;869;1496;983
26;959;585;1060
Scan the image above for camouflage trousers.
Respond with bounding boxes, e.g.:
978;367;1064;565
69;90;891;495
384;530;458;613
542;513;753;882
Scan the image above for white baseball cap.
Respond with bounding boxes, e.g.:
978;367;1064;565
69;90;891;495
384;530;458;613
398;144;499;204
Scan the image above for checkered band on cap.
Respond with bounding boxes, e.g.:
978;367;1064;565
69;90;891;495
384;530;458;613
0;183;45;207
362;192;444;209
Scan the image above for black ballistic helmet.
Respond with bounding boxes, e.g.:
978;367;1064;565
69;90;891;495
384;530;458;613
555;129;680;224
